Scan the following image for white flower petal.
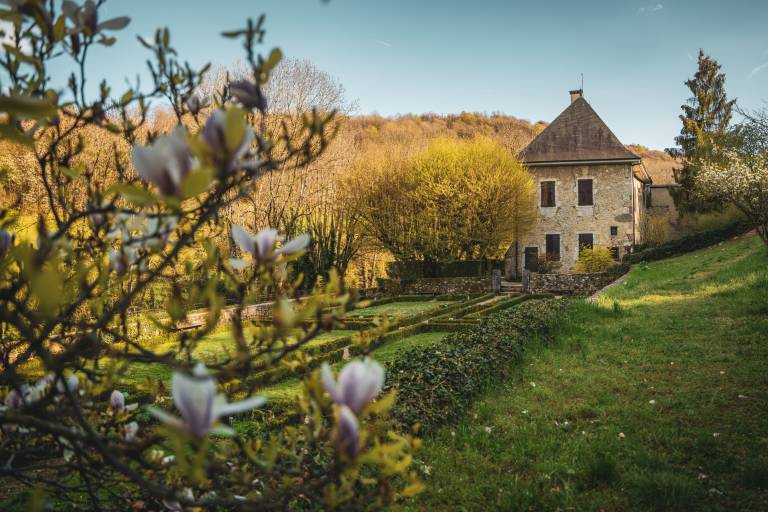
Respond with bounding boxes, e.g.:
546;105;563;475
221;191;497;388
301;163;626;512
214;395;266;417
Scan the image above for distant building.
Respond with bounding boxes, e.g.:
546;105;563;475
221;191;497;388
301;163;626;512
507;89;651;277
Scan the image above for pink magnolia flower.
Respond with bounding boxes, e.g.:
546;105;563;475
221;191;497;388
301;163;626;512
110;390;125;411
200;109;254;173
337;405;360;457
229;80;267;111
321;358;385;415
131;129;193;197
231;224;277;262
124;421;139;442
147;363;265;437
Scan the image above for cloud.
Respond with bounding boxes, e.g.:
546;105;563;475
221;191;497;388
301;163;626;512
637;3;663;14
749;61;768;78
375;39;392;48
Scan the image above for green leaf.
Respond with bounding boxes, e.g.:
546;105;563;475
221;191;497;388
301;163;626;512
0;123;33;147
221;30;244;38
53;15;66;42
120;90;133;106
264;47;283;73
97;36;116;47
0;94;56;119
181;167;213;198
61;166;82;179
223;106;246;153
30;265;63;317
110;183;156;207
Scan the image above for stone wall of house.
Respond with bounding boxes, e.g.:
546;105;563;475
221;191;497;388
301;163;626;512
524;271;616;296
382;276;491;295
507;163;638;278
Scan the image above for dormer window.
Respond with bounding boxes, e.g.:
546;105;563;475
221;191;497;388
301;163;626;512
577;179;593;206
540;181;556;207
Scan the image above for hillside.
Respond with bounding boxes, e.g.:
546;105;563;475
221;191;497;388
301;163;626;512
414;233;768;510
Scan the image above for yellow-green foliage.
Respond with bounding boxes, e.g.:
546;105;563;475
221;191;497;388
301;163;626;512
575;247;616;273
351;137;536;263
641;212;672;246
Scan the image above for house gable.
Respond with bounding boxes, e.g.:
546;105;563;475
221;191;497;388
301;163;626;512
520;92;640;166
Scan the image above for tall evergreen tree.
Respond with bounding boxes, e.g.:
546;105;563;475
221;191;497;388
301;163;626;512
666;49;737;213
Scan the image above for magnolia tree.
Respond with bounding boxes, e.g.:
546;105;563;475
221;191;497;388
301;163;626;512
696;149;768;245
0;1;419;509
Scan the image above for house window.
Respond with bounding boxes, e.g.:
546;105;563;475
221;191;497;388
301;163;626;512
545;234;560;261
577;179;593;206
610;226;618;237
540;181;556;207
578;233;594;253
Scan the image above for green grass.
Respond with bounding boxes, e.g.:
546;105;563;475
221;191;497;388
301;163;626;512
118;329;356;388
410;234;768;511
258;331;452;407
349;300;454;318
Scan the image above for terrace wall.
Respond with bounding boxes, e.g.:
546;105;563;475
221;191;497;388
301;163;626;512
523;271;615;296
382;276;491;295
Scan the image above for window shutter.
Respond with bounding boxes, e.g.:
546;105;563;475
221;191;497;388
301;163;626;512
540;181;555;207
545;234;560;261
578;179;593;206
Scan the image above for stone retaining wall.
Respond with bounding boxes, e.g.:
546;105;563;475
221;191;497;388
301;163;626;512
523;271;616;296
382;276;491;295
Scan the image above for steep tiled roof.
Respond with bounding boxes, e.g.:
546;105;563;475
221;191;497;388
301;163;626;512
520;97;639;164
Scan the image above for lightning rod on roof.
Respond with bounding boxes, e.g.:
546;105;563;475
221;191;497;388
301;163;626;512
581;73;584;93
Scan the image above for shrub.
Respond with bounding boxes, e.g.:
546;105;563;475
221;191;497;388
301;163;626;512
575;247;616;273
626;219;750;263
641;211;672;246
385;299;567;431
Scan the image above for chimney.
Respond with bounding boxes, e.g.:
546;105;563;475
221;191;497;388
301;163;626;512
569;89;583;103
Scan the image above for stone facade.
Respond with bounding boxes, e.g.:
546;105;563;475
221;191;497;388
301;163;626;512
382;276;490;295
523;271;617;296
508;163;641;277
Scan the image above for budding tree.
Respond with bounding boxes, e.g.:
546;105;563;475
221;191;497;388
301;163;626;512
0;2;418;510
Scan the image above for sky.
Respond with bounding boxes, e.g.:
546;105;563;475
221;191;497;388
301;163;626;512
48;0;768;150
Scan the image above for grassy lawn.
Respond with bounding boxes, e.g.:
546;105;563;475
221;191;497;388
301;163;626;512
118;329;356;388
350;300;455;318
411;234;768;511
260;331;452;406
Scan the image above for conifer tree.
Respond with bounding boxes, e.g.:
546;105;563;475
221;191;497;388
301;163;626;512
667;49;737;213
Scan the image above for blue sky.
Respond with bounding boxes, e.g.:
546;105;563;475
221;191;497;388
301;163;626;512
55;0;768;150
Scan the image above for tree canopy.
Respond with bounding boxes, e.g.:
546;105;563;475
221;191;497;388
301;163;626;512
352;137;535;266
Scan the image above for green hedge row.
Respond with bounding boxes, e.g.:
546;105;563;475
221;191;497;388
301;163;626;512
625;220;750;264
385;298;567;431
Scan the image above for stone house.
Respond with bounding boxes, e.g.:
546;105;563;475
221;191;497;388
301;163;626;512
506;89;651;278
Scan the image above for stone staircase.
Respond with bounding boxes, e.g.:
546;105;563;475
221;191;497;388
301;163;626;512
499;280;523;295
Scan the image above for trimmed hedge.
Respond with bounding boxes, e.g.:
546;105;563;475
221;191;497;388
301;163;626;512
626;220;750;264
385;298;567;431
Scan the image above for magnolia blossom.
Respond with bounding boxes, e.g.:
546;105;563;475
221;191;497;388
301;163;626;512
231;224;310;264
201;109;254;173
337;405;360;457
185;94;208;116
148;363;265;437
229;80;267;111
321;358;385;415
124;421;139;442
110;390;125;411
132;129;193;197
56;374;79;394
